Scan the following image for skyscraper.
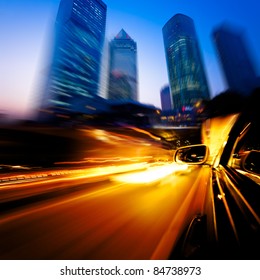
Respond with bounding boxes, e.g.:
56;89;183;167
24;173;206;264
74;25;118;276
212;23;258;96
160;85;172;112
162;14;210;113
107;29;138;101
40;0;107;115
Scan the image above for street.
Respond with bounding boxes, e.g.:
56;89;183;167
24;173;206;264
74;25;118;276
0;119;239;260
0;160;210;260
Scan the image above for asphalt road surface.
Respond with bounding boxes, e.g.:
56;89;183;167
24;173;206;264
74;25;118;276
0;160;210;260
0;123;205;260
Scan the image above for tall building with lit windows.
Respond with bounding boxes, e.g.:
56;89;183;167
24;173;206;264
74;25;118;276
162;14;210;113
107;29;138;101
40;0;107;117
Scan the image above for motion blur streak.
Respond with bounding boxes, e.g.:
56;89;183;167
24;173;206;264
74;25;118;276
151;166;211;259
127;126;162;141
223;172;260;224
215;174;240;242
0;160;211;259
0;162;152;202
56;156;154;164
201;114;239;164
0;182;126;225
111;163;188;183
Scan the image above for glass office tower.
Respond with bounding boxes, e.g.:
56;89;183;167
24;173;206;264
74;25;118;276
213;24;258;96
162;14;210;112
160;85;172;112
107;29;138;101
41;0;107;114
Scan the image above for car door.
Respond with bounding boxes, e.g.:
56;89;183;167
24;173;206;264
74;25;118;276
212;113;260;259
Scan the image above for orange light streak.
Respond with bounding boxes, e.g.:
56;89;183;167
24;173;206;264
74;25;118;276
111;163;188;184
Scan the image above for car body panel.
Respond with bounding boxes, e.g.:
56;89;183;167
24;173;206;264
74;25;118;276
171;104;260;259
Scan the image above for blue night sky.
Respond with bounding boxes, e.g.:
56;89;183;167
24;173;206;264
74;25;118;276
1;0;260;118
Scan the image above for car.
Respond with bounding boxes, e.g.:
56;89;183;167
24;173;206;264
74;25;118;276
170;91;260;260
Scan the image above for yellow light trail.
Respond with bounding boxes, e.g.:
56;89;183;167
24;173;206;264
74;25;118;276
111;163;188;184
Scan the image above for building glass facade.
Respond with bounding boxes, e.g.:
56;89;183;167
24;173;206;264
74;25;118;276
162;14;210;112
41;0;107;114
160;85;172;112
212;24;258;96
107;29;138;101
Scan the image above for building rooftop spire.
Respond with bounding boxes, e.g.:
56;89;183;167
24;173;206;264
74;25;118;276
115;29;132;39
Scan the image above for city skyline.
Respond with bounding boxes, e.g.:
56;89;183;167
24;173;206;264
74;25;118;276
1;0;260;119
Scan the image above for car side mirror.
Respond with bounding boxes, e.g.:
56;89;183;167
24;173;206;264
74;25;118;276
243;150;260;175
174;144;209;165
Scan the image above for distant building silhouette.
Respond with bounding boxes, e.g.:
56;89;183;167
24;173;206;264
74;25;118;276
107;29;138;101
39;0;107;118
212;23;259;96
162;14;210;113
160;85;172;112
